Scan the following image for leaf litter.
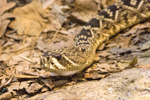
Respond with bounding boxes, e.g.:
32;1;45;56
0;0;15;37
0;0;150;99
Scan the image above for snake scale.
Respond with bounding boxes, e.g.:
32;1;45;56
40;0;150;76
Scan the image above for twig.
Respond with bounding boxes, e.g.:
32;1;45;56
19;55;35;63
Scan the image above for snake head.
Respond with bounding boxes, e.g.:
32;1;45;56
40;50;82;76
40;51;63;75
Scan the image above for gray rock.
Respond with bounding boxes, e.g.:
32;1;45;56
28;68;150;100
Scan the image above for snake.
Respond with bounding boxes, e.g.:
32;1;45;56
40;0;150;76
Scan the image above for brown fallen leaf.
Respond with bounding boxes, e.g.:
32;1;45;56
7;82;22;92
0;0;15;15
9;0;47;36
6;80;43;94
84;63;113;79
140;49;150;58
128;56;138;67
84;57;137;79
0;91;17;100
51;3;67;24
37;27;79;51
53;80;71;87
43;13;61;32
0;0;16;37
98;50;111;57
117;36;132;48
71;0;118;23
0;75;13;88
123;22;150;37
108;47;138;55
41;78;54;89
71;1;97;23
141;41;150;50
37;35;72;51
26;82;43;93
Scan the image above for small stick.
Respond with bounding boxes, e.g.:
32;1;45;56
19;55;35;63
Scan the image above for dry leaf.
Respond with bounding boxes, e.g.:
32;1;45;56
98;51;111;57
71;0;98;23
0;0;15;37
43;13;61;32
0;0;15;16
140;49;150;57
53;80;70;87
43;3;67;32
42;0;55;9
141;41;150;50
117;36;132;48
37;28;77;51
52;3;67;24
9;0;47;36
123;22;150;37
26;82;43;93
7;80;43;94
0;91;16;100
117;57;138;70
41;79;54;89
128;56;138;67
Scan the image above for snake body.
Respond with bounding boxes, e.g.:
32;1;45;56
40;0;150;76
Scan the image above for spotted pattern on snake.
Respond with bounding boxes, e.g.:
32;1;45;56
40;0;150;76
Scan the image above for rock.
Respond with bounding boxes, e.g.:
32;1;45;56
28;68;150;100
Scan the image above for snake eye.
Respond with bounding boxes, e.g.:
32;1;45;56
51;62;54;65
55;55;62;60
